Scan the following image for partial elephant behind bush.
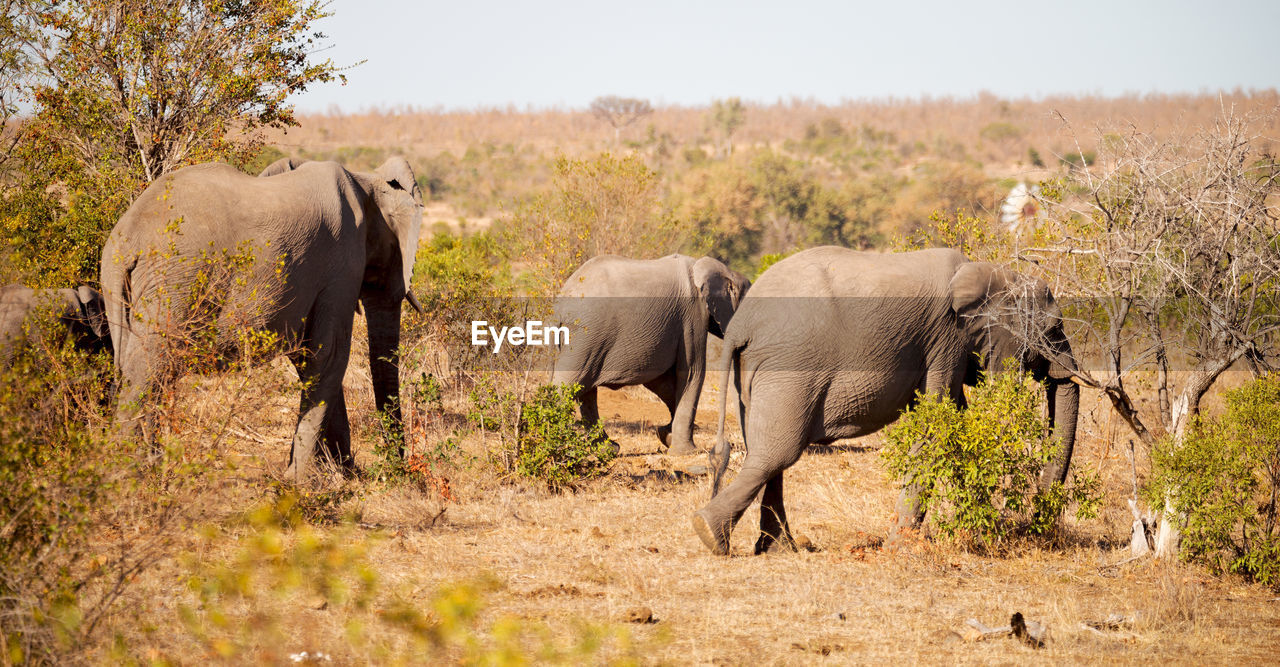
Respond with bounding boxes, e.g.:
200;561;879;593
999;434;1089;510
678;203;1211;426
0;285;110;362
552;254;750;454
100;158;424;480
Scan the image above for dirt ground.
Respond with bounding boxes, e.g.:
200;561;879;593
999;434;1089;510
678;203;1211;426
101;358;1280;665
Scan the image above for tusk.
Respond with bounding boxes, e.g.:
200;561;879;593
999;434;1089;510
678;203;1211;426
1067;374;1089;387
405;290;424;314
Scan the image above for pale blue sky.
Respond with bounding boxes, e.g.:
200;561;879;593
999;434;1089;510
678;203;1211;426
294;0;1280;112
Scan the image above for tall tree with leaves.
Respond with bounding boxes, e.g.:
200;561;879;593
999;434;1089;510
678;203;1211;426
709;97;745;157
1;0;343;284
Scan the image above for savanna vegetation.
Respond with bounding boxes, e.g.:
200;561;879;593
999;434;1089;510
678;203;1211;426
2;1;1279;662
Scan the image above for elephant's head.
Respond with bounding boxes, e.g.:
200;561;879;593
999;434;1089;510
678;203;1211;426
948;261;1079;488
55;286;110;354
356;158;425;436
694;257;751;339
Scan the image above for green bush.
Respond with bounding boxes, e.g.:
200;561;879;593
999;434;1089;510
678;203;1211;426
516;384;614;491
1146;375;1280;587
754;252;789;279
1060;151;1096;169
881;365;1100;547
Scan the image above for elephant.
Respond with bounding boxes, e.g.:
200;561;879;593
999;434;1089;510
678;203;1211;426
690;247;1080;555
0;284;110;360
551;254;751;455
258;156;307;177
100;157;424;480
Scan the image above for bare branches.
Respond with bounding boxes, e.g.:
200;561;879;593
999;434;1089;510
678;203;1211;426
590;95;652;145
1010;107;1280;444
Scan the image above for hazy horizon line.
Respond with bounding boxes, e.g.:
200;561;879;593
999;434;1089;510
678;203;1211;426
294;87;1280;117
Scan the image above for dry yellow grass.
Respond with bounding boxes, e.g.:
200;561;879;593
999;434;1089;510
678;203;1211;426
91;345;1280;663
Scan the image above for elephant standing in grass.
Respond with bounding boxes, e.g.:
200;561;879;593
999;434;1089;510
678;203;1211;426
0;285;110;360
100;158;424;479
691;247;1080;555
552;254;750;454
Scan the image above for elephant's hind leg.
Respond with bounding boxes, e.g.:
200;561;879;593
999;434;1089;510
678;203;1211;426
754;473;796;554
642;369;680;451
285;299;355;481
692;389;810;555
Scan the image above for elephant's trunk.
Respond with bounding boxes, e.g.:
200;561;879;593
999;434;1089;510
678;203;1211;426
365;297;404;457
1040;341;1080;489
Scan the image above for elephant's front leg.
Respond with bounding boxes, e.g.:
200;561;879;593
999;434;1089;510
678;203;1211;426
286;385;327;482
890;368;964;539
321;390;355;473
577;385;619;454
754;473;797;554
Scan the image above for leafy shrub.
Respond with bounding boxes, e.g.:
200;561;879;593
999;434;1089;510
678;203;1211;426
1027;147;1045;168
516;384;613;491
979;121;1024;143
881;365;1101;547
893;209;1007;263
369;374;459;501
1060;151;1096;169
410;231;520;370
754;252;789;279
1146;375;1280;587
503;152;681;297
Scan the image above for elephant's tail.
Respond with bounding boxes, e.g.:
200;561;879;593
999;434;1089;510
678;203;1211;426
709;334;744;498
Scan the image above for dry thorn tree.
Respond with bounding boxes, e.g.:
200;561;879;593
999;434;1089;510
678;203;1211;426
589;95;652;146
1006;107;1280;557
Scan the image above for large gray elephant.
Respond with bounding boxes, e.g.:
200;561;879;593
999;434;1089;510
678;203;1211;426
552;254;751;454
0;285;110;360
691;247;1080;555
100;158;424;479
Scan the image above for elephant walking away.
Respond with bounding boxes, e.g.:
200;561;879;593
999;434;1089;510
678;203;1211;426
0;285;110;361
552;254;750;454
100;158;424;480
691;247;1080;555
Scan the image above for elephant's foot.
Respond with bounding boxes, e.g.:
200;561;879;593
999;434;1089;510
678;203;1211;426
657;425;699;455
754;531;797;555
594;432;621;456
692;509;731;555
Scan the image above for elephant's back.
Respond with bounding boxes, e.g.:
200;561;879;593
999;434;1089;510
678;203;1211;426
749;246;965;298
113;162;351;248
558;254;691;299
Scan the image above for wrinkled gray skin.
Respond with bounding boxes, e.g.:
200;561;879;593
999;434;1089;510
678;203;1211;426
552;255;750;454
0;285;110;361
101;158;423;480
692;247;1080;555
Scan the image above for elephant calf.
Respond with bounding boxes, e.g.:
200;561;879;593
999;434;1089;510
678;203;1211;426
552;254;750;454
0;284;110;362
692;247;1081;555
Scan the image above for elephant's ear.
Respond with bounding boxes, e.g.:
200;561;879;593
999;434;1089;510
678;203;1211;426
694;257;735;337
376;157;423;205
948;262;1005;316
75;286;108;339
